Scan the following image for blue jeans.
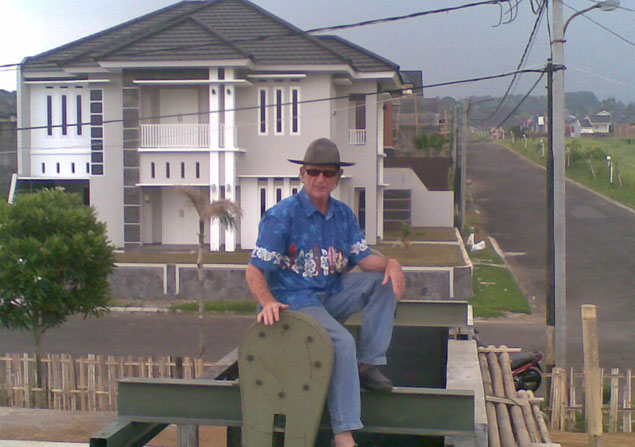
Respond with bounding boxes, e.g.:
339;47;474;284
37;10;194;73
298;272;397;434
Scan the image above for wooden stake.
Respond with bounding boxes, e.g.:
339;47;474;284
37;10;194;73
582;305;603;439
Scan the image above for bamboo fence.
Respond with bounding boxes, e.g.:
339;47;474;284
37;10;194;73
0;353;216;411
547;367;634;433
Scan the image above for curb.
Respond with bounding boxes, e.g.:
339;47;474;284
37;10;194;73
0;443;87;447
109;306;171;313
497;142;635;216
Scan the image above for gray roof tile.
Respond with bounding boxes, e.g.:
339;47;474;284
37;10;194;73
23;0;398;75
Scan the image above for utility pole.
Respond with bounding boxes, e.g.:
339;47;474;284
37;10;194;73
551;0;567;368
459;101;467;233
545;60;556;375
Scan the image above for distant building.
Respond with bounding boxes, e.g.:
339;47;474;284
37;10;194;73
580;117;594;136
566;115;581;138
615;112;635;137
590;111;611;136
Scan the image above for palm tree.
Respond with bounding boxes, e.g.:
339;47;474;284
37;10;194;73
177;187;241;360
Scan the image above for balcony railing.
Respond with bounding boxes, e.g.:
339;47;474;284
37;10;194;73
349;129;367;145
141;124;209;148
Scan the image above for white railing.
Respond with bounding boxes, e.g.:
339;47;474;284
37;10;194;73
349;129;367;145
141;124;210;148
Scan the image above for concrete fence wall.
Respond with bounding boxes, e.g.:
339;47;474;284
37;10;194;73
110;263;473;301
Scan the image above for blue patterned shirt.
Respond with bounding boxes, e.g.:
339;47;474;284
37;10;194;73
249;188;371;309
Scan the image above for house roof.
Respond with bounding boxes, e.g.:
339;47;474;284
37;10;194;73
22;0;399;75
400;70;423;94
580;117;593;128
591;112;611;124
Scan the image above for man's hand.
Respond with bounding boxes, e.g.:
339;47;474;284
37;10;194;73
382;258;406;301
257;301;290;325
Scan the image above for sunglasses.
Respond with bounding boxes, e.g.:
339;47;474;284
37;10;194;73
304;168;340;178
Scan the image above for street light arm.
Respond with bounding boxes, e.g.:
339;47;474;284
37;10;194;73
563;1;619;36
563;4;599;37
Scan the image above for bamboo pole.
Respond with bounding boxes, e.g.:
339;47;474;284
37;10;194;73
69;354;78;411
529;391;552;443
478;352;501;447
517;390;540;443
582;305;602;441
624;369;632;433
487;350;516;446
500;351;532;446
609;368;619;433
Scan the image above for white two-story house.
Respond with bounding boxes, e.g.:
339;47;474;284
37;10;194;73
14;0;409;250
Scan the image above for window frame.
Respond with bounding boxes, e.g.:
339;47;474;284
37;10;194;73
290;87;300;135
257;87;268;135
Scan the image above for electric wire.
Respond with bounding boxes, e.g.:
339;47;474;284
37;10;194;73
0;67;548;136
494;70;547;127
0;0;517;71
481;0;548;121
563;2;635;47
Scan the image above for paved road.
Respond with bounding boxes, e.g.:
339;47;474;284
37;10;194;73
468;141;635;369
0;312;254;360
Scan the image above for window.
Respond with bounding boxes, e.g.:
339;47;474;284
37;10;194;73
350;94;366;130
260;187;267;218
89;89;104;176
76;95;83;135
276;187;282;203
151;162;155;179
258;88;267;135
86;163;90;173
165;162;170;179
195;162;200;179
181;162;185;179
61;95;67;135
46;96;53;136
274;88;284;135
41;163;46;174
56;162;60;174
292;187;298;195
71;162;75;174
290;87;300;135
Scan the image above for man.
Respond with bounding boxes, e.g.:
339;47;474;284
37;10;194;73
246;138;405;447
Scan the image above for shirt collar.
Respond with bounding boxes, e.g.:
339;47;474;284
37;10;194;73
299;188;335;219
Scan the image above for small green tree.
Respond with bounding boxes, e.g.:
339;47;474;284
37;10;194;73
413;132;448;156
178;187;241;360
0;188;115;385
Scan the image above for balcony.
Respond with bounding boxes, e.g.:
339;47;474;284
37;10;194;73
349;129;366;145
140;124;236;149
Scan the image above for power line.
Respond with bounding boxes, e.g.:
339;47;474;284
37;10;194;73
0;67;548;135
0;0;516;70
495;70;547;128
481;0;548;121
563;2;635;47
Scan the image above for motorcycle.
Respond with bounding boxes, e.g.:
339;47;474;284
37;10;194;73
510;350;544;391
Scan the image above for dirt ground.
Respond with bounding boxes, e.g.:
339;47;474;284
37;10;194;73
1;408;635;447
0;407;226;446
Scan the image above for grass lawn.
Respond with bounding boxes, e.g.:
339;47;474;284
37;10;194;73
383;226;457;242
467;237;531;318
170;300;258;315
470;264;531;318
505;137;635;209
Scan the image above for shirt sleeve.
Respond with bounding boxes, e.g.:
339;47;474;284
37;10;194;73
346;207;371;266
249;212;289;271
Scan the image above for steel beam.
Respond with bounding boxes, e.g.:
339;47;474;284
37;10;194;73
346;300;470;329
111;378;474;437
89;418;167;447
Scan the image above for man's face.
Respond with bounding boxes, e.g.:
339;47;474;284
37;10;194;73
300;164;342;203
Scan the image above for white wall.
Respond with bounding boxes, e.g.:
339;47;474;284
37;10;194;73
384;167;454;227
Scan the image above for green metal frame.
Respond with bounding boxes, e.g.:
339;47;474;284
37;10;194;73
92;378;474;446
346;300;470;329
90;300;476;447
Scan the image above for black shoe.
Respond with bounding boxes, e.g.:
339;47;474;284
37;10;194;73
359;366;393;392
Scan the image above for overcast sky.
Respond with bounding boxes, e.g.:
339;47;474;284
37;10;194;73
1;0;634;103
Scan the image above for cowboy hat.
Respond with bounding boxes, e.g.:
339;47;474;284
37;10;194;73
288;138;354;167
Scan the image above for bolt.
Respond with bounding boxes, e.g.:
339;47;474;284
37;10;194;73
306;336;313;343
314;361;321;368
303;384;310;391
246;354;254;362
278;391;285;398
259;331;266;338
283;324;290;330
255;379;263;386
